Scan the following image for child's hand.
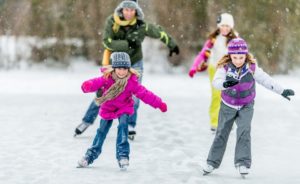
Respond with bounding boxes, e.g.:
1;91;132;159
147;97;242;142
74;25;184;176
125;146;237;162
281;89;295;101
189;69;196;78
159;102;167;112
223;77;239;88
81;81;93;93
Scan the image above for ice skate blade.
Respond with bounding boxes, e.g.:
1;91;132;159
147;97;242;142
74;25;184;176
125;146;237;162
128;135;135;141
76;165;87;168
120;166;128;171
202;170;211;176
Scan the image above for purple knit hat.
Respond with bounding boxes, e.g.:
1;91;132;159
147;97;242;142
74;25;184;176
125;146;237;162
228;38;248;54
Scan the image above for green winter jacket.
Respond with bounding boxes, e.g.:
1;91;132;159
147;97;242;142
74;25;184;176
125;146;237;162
102;15;177;65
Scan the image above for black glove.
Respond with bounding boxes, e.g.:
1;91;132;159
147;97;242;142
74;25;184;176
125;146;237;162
281;89;295;100
96;88;103;98
169;45;180;57
223;77;239;88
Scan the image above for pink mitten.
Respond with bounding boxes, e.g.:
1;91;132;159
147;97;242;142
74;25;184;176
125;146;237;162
159;102;168;113
81;81;93;93
189;69;196;78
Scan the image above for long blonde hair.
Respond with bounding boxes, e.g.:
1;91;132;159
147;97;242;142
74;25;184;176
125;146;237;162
217;53;256;68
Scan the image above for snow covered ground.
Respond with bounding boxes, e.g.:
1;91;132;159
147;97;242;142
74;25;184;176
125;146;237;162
0;61;300;184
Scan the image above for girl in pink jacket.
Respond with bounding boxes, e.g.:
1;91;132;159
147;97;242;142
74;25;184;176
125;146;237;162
77;52;167;170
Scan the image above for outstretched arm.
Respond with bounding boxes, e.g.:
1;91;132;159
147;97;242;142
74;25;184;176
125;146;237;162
145;23;178;52
189;39;213;77
254;66;284;95
254;66;295;100
131;77;165;110
81;77;106;93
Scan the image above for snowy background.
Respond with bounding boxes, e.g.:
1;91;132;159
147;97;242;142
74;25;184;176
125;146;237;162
1;1;300;183
1;56;300;184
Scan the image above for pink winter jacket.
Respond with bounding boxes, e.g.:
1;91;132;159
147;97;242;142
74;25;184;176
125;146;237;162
190;39;214;71
81;74;163;120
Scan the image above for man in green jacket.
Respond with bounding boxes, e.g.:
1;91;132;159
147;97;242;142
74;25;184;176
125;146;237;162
74;0;179;139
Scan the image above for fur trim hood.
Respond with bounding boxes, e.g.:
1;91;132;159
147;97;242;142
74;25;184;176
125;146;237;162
114;0;144;20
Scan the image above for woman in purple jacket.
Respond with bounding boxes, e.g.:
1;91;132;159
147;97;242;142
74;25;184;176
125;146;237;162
202;38;295;176
77;52;167;170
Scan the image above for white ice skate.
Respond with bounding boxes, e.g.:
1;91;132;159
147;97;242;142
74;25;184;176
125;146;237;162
77;157;89;168
118;158;129;171
202;164;215;175
238;165;249;178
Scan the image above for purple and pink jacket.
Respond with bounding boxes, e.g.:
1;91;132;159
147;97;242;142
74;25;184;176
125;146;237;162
81;74;163;120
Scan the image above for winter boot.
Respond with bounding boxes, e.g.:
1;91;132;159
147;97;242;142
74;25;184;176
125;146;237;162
118;158;129;171
202;164;215;175
74;122;91;137
128;126;136;141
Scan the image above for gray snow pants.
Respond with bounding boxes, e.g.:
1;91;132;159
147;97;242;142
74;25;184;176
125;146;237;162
207;101;254;168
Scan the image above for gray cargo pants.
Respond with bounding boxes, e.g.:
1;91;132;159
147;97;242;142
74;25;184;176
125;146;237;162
207;101;254;168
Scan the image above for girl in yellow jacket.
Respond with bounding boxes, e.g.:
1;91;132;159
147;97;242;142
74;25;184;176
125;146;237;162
189;13;237;132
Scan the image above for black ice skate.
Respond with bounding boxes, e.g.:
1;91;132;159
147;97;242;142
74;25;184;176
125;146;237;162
128;130;136;140
74;122;91;137
128;126;136;140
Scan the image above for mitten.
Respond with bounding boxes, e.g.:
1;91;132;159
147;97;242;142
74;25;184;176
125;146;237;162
96;88;103;98
169;45;180;57
223;77;239;88
196;62;208;72
281;89;295;101
81;81;93;93
189;68;197;78
159;102;167;112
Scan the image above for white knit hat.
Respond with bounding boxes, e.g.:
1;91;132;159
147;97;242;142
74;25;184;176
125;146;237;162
217;13;234;28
